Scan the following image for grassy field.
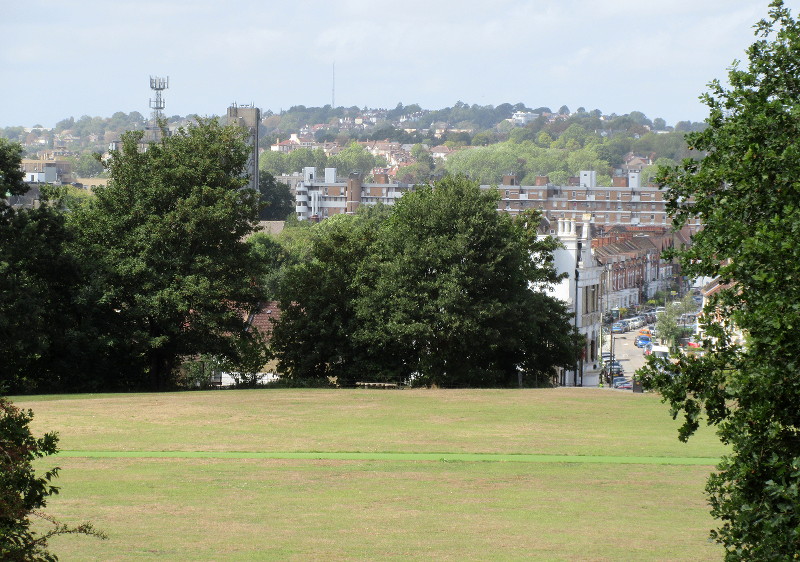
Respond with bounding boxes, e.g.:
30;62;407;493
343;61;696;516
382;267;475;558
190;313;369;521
15;388;726;560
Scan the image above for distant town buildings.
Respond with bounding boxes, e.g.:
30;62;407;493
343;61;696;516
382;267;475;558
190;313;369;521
294;168;701;233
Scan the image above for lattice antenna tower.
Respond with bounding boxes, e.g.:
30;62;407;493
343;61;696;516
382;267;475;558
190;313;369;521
148;76;169;141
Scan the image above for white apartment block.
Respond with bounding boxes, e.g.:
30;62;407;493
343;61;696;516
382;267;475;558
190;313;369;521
295;167;414;220
295;169;699;232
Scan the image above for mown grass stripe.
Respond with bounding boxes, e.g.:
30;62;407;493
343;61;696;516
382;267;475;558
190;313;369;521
55;450;720;465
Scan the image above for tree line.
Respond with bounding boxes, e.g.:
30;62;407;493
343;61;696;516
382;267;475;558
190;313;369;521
1;121;581;394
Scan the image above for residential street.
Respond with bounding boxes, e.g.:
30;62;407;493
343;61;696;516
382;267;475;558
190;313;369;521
601;330;649;386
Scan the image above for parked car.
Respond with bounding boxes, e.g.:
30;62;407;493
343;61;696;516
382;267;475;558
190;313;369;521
617;379;633;390
612;376;628;388
611;323;625;334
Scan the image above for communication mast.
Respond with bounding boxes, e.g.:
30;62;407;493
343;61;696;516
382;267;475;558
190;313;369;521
148;76;169;142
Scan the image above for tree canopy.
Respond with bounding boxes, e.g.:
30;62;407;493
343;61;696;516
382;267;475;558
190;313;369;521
1;139;83;394
270;176;580;387
640;1;800;557
67;120;269;390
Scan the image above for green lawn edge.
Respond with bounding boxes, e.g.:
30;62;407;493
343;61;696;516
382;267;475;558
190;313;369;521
55;450;720;465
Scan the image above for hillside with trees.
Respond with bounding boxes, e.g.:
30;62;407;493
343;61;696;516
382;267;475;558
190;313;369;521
2;103;705;185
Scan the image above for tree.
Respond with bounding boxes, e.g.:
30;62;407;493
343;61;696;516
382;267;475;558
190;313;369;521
410;143;434;171
329;142;379;177
0;140;84;394
654;295;695;350
354;176;579;387
0;397;105;560
258;170;293;220
639;2;800;557
287;148;327;175
0;138;26;200
68;119;269;390
269;207;390;386
259;150;289;176
72;152;104;178
269;180;578;388
394;162;434;185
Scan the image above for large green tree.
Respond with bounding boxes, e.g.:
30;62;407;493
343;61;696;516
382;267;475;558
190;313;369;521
639;2;800;557
269;206;391;386
68;119;268;390
0;140;82;394
258;170;293;220
355;175;578;387
270;177;579;387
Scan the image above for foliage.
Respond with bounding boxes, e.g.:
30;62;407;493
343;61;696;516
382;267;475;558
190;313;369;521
270;207;391;386
70;152;104;178
67;119;269;391
444;141;612;185
0;140;84;394
654;295;696;350
638;2;800;557
0;140;26;196
258;170;293;220
394;162;434;185
355;176;578;387
270;177;579;387
329;142;384;178
0;397;105;560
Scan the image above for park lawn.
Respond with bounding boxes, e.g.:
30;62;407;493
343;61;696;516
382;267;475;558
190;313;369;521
42;458;719;561
19;388;726;459
17;389;726;560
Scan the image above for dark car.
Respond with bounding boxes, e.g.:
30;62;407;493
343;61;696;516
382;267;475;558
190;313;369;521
609;363;624;375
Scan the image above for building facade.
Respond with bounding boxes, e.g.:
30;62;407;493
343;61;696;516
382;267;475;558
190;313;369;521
485;171;702;232
540;217;603;387
295;167;415;221
227;104;261;194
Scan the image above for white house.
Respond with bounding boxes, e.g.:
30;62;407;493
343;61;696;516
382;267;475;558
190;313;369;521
541;216;604;387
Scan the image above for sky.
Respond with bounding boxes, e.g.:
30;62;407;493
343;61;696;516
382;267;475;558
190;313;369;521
1;0;789;129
